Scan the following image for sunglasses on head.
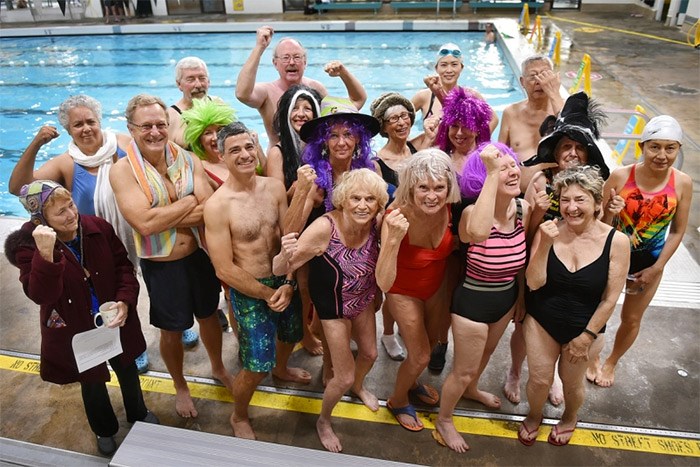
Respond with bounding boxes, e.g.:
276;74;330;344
439;48;462;58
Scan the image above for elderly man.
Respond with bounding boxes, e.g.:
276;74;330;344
167;56;220;148
498;54;565;192
235;25;366;147
204;122;309;440
110;94;234;418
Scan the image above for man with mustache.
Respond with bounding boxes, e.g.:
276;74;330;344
236;26;367;148
168;56;219;149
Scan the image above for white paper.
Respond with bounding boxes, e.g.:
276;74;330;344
71;326;123;373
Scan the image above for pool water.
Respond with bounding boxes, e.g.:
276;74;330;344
0;31;523;216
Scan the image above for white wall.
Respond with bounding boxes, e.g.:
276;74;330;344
686;0;700;19
224;0;283;14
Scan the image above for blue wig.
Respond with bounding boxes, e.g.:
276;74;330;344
301;116;376;212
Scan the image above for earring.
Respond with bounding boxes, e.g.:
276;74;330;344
321;147;328;159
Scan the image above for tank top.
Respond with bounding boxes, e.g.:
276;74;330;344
308;216;379;320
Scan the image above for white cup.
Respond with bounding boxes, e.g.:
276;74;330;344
94;301;119;327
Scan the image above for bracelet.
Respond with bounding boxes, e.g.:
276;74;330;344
583;328;598;340
282;279;298;291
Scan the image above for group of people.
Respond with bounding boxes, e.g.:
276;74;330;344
5;25;692;457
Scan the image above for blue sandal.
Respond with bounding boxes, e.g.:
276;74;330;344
182;328;199;348
135;351;149;374
387;400;424;432
409;383;440;406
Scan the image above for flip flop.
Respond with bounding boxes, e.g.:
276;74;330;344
517;418;542;446
387;400;424;432
431;429;447;447
409;383;440;406
548;423;577;446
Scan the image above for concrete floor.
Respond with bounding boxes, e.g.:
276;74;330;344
0;3;699;466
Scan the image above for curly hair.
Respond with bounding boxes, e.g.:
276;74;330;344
331;168;388;213
552;165;604;206
301;116;376;212
393;148;461;207
435;87;492;154
272;85;321;189
58;95;102;131
181;99;236;160
459;141;520;200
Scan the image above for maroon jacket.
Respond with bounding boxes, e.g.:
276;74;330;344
5;215;146;384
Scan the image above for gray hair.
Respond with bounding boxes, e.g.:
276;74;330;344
175;56;209;83
393;148;461;206
217;121;251;154
553;165;605;214
58;95;102;131
331;168;389;213
521;54;553;75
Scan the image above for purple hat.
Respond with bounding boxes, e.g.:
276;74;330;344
18;180;63;225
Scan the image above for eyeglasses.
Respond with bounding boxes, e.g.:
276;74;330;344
129;121;168;133
276;54;304;64
385;112;412;125
438;48;462;58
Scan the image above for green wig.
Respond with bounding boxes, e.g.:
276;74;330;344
182;99;236;159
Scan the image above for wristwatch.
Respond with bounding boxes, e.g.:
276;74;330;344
282;279;298;291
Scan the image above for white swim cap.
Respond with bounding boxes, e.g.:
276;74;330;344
640;115;683;143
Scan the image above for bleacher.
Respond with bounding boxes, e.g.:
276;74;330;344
469;0;545;13
313;0;384;14
390;0;464;13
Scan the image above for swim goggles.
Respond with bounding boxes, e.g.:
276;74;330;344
438;48;462;58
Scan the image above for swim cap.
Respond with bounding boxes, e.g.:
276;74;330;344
640;115;683;144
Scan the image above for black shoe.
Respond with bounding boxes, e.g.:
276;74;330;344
217;308;229;331
428;342;448;372
142;411;160;424
96;435;117;456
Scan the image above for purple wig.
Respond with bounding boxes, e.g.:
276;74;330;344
435;87;492;154
459;141;520;200
301;116;376;212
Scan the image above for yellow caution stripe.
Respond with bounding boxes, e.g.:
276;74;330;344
1;354;697;457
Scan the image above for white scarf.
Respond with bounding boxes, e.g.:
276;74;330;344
67;130;138;267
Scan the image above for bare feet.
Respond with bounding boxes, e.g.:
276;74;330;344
302;333;323;356
175;388;198;418
503;370;521;404
317;417;342;452
230;413;256;440
463;388;501;409
434;418;469;453
548;375;564;406
272;366;312;384
595;361;616;388
352;387;379;412
586;356;601;383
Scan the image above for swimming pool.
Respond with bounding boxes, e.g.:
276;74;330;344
0;31;523;216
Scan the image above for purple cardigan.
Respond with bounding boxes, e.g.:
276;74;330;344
5;215;146;384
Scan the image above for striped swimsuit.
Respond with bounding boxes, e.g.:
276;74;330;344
452;199;527;323
308;216;379;320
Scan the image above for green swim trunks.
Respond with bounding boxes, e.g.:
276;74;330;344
230;276;303;373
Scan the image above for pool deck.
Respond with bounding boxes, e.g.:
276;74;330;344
1;4;699;466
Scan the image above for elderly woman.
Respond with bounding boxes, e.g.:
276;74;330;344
376;149;461;432
369;91;429;362
592;115;692;387
182;98;237;188
504;92;610;406
519;166;629;446
4;181;158;456
273;169;388;453
290;96;381;381
433;142;530;452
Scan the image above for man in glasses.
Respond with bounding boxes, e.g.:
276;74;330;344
498;54;565;192
236;25;367;148
110;94;236;419
412;42;498;133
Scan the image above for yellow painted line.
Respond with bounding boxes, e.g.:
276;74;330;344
546;13;692;47
2;354;698;458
